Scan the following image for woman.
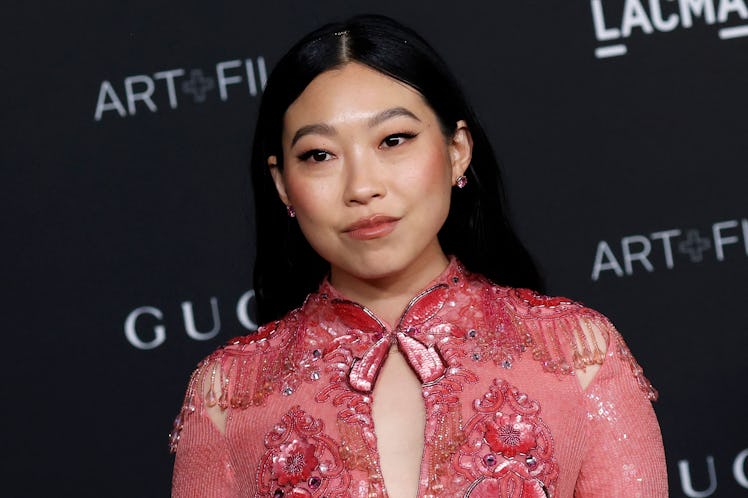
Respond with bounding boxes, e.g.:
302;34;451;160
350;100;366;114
170;15;667;497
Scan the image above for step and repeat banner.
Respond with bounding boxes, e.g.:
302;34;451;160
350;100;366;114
6;1;746;496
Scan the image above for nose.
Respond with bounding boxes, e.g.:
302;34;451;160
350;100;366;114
343;153;386;206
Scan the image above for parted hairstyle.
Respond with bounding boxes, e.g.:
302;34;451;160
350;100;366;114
251;14;542;323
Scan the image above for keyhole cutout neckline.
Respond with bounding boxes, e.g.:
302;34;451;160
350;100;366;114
370;343;427;498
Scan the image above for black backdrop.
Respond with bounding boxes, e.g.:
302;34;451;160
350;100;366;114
5;1;747;496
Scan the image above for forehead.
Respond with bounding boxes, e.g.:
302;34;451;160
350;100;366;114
283;62;434;132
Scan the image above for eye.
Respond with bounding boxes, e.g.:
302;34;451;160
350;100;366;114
381;132;417;149
298;149;333;162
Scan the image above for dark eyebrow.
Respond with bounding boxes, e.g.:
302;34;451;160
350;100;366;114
368;107;421;128
290;123;336;147
290;107;421;147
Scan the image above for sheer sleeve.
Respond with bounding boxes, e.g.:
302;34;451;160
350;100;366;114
170;357;237;498
574;320;668;497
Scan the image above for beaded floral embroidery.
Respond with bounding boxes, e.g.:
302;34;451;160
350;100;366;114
455;379;558;498
257;407;349;498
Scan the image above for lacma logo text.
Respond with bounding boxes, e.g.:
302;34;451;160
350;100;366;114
591;0;748;58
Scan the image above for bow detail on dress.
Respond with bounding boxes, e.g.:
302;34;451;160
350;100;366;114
332;284;451;393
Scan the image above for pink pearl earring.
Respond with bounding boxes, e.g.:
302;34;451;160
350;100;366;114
286;205;296;218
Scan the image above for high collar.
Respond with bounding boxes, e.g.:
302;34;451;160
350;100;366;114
314;256;466;334
306;258;470;392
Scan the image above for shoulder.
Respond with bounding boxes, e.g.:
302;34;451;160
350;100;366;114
455;273;608;374
192;307;307;406
492;284;610;375
501;286;595;320
175;304;309;387
170;308;307;451
197;306;305;396
223;308;303;355
493;285;657;398
461;270;598;322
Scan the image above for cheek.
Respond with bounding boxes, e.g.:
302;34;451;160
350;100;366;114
403;145;453;195
393;145;453;240
283;177;343;258
284;176;334;218
286;181;335;249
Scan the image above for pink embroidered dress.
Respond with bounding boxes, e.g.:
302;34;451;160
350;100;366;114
170;259;667;497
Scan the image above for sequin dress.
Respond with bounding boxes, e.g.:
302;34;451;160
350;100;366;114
170;259;667;497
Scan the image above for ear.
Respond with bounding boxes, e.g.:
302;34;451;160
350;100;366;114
267;155;290;206
448;120;473;184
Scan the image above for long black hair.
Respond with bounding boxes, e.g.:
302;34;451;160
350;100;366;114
252;14;542;323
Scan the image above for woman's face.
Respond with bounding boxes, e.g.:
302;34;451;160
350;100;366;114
270;62;472;288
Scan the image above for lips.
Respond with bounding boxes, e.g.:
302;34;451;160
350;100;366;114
343;215;400;240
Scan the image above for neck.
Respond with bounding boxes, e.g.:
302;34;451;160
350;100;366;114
329;246;450;328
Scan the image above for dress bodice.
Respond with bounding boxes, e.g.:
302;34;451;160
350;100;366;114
170;259;666;497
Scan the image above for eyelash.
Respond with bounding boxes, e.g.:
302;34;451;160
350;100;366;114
381;131;417;148
296;131;418;163
297;149;332;162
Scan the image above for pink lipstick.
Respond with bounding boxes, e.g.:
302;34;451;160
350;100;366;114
344;215;400;240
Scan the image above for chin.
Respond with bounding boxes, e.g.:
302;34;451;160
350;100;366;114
353;261;406;280
339;252;412;282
